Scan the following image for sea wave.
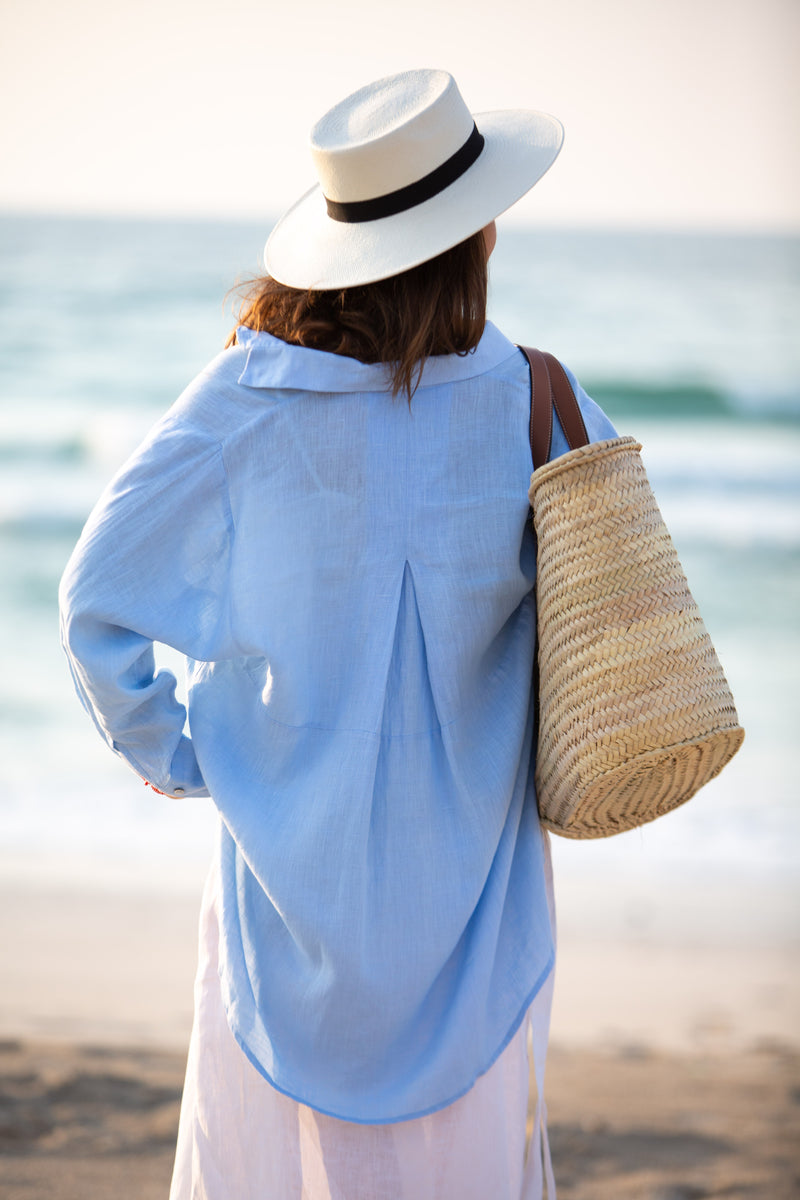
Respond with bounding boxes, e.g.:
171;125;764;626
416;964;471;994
587;378;800;422
0;405;155;471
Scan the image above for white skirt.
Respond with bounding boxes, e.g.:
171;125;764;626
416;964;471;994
169;856;556;1200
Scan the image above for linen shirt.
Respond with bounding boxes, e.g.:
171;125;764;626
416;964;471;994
59;320;616;1123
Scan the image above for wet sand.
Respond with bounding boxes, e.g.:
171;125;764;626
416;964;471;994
1;1038;798;1199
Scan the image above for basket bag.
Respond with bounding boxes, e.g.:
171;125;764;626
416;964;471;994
520;347;744;839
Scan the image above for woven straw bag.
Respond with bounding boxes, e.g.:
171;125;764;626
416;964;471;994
520;347;744;839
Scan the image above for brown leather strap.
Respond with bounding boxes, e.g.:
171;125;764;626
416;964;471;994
542;351;589;452
518;346;589;469
519;346;553;472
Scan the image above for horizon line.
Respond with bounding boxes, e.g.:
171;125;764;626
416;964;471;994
1;204;798;241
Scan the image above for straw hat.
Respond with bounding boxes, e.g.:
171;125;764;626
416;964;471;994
265;69;563;290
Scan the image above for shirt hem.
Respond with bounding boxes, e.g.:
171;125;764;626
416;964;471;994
221;945;556;1126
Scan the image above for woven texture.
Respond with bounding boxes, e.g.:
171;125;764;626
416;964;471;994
529;436;744;839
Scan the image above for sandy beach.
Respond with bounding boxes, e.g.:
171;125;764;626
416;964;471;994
1;875;798;1199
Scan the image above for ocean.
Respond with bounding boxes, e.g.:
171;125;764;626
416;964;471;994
1;213;798;938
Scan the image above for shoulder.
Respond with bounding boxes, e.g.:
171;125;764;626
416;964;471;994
167;345;254;442
97;349;249;495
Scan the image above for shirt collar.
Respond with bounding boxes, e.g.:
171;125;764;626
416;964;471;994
236;321;519;393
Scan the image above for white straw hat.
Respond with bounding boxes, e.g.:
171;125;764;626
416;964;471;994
265;69;564;290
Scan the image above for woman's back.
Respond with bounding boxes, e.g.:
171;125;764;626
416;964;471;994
63;320;603;1119
199;322;552;1120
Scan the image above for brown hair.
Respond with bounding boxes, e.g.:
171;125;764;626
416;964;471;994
226;231;488;401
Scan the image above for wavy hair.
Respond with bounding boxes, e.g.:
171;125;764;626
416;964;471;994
226;232;488;401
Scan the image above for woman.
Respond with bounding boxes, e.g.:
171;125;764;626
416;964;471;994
59;70;616;1199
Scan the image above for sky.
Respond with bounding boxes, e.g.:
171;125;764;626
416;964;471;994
0;0;797;232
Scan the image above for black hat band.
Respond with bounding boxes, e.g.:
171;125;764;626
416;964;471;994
324;123;485;224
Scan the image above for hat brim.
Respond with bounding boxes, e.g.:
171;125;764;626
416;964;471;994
265;109;564;290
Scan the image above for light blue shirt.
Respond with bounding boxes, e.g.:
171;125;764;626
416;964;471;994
59;321;616;1123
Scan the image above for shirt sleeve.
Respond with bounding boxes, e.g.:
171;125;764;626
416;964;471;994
58;416;235;798
549;365;618;457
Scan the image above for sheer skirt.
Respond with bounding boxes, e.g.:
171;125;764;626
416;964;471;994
169;853;556;1200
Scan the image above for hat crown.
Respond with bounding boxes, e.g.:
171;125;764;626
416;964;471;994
310;70;474;204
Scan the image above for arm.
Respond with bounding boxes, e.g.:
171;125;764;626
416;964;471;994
58;417;235;798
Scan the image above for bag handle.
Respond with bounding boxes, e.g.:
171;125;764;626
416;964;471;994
518;347;590;469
